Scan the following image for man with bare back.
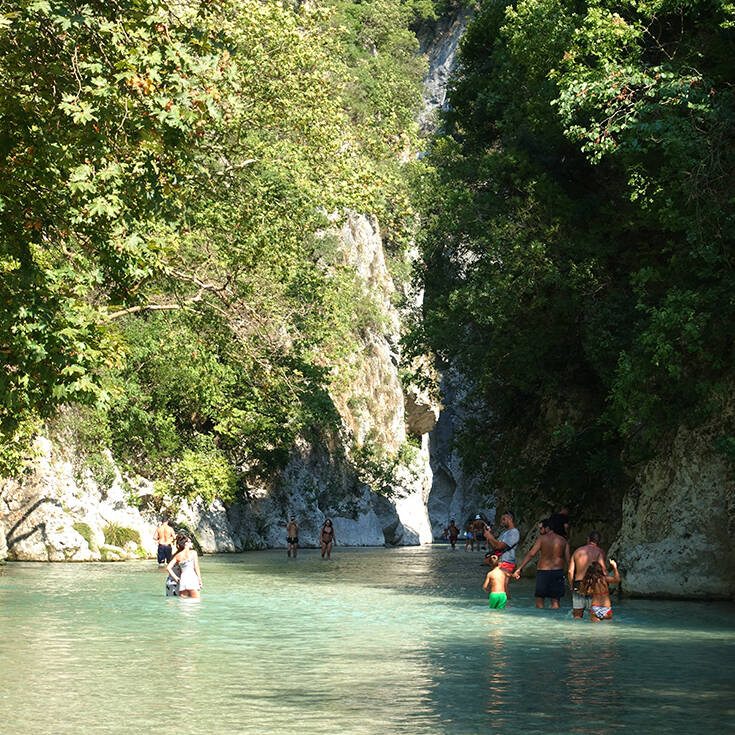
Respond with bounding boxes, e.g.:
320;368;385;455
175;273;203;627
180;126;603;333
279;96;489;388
568;530;606;618
286;515;299;558
153;517;175;566
512;518;570;608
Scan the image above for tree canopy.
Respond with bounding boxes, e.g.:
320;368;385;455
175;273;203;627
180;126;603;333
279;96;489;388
412;0;735;510
0;0;434;489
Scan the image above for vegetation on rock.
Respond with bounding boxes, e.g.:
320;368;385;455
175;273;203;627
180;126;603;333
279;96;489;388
1;0;441;499
410;0;735;512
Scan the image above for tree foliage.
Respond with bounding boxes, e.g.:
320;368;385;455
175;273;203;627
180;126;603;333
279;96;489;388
412;0;735;508
1;0;431;498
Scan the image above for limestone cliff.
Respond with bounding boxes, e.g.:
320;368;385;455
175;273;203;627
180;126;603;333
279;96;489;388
611;423;735;599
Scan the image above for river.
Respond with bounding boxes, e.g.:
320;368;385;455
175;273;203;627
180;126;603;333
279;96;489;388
1;547;733;734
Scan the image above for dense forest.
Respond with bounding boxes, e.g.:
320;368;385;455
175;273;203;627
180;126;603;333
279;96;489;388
2;0;734;520
411;0;735;514
0;0;445;500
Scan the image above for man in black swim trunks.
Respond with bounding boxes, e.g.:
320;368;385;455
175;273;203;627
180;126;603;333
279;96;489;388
286;515;299;558
512;518;570;609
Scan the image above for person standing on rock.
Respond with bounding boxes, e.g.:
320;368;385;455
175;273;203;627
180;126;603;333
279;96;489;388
286;515;299;558
568;530;607;618
320;519;336;559
443;519;460;550
483;511;520;595
166;534;202;599
512;518;570;608
153;517;175;566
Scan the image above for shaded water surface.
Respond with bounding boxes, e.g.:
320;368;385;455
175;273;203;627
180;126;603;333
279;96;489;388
1;547;734;734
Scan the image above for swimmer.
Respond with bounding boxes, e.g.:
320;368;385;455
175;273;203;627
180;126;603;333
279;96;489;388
579;559;620;621
483;554;511;609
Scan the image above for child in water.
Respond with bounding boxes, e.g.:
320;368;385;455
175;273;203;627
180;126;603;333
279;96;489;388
483;554;510;609
579;558;620;621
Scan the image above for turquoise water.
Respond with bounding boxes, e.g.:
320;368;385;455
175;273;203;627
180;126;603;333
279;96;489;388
1;547;734;734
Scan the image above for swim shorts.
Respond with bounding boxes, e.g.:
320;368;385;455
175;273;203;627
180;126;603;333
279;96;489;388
488;592;507;609
287;537;299;544
572;580;591;611
157;544;172;564
499;561;516;573
535;569;565;600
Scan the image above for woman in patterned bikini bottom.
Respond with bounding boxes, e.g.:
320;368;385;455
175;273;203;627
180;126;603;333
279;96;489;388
579;558;620;622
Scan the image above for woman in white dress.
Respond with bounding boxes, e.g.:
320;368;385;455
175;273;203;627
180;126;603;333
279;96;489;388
166;534;202;599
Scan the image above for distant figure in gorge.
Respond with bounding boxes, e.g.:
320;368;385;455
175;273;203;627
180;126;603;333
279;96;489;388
166;534;202;599
320;519;336;559
548;507;570;538
286;515;299;558
512;518;570;608
579;559;620;621
153;516;175;566
472;515;486;550
464;521;475;552
483;554;510;609
443;519;460;549
483;511;520;595
568;530;606;618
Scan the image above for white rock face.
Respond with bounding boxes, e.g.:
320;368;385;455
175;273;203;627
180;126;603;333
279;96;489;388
426;369;495;536
417;9;473;135
611;424;735;598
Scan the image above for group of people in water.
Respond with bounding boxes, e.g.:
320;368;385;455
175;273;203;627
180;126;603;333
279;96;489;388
286;515;336;559
452;510;620;620
154;509;620;618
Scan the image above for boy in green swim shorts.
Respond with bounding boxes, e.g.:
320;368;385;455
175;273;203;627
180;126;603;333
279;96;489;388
483;554;510;609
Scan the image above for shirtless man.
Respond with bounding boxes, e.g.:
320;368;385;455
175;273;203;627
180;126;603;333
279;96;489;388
568;530;606;618
472;515;486;551
153;517;175;566
512;518;570;608
464;522;475;552
286;515;299;558
443;519;460;550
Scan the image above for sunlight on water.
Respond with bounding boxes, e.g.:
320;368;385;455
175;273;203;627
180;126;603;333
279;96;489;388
2;547;734;734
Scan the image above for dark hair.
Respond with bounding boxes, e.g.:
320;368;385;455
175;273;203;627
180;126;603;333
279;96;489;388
579;561;607;596
548;515;566;536
485;553;500;569
504;510;515;521
174;534;190;554
540;518;550;529
589;530;601;544
324;519;332;526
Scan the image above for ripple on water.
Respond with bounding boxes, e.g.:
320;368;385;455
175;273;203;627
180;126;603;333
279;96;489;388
1;548;734;735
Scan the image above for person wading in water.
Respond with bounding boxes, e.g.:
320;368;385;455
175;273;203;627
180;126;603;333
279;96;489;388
512;518;570;609
286;515;299;558
153;517;175;566
483;511;520;596
320;519;336;559
579;559;620;621
568;530;607;618
443;519;460;550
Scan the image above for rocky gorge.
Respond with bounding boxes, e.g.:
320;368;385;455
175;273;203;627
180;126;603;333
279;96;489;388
2;6;733;602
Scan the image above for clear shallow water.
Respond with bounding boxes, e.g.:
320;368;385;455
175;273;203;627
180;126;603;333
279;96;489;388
1;547;734;735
